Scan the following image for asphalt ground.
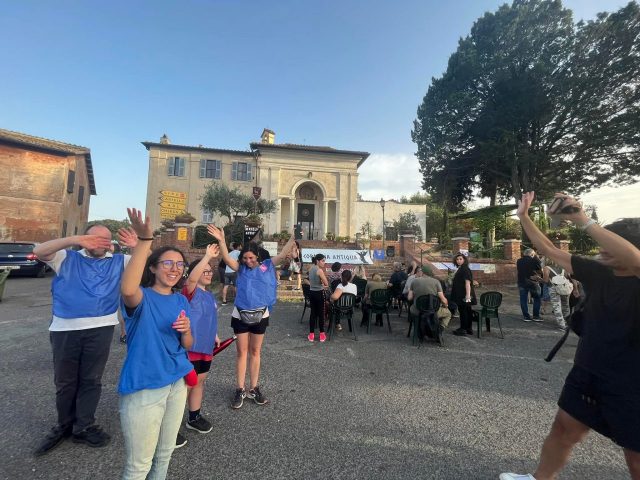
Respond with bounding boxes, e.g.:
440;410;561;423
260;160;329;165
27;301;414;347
0;275;631;480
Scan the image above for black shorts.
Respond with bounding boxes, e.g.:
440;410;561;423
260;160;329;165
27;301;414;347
231;316;269;335
190;359;212;375
558;365;640;452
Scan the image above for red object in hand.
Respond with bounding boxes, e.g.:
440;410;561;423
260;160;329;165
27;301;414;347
212;336;237;358
184;369;198;387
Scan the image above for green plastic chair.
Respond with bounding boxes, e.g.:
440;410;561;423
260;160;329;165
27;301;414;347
367;289;391;335
327;293;357;341
407;294;442;346
474;291;504;338
353;278;367;307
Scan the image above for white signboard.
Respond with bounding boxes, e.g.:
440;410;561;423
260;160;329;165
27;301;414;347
262;241;279;257
301;249;373;265
431;262;496;273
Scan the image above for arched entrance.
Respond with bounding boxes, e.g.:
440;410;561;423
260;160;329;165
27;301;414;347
295;182;323;240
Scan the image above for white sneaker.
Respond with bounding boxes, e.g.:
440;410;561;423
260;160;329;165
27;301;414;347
499;474;536;480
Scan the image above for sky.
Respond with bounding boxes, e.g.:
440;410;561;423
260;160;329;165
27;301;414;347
1;0;637;225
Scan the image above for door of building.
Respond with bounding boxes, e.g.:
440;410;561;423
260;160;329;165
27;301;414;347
297;203;315;240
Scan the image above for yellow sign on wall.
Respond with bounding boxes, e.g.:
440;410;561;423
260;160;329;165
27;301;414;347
159;190;188;220
177;227;188;241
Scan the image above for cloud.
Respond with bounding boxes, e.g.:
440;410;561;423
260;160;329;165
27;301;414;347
357;153;422;201
581;183;640;224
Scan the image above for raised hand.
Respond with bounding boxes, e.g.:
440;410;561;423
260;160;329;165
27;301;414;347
172;310;191;334
117;227;138;249
207;225;225;243
516;192;536;218
205;243;219;258
127;208;153;239
548;193;589;225
77;235;112;252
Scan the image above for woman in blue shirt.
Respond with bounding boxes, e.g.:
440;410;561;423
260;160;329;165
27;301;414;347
207;225;296;410
119;208;193;480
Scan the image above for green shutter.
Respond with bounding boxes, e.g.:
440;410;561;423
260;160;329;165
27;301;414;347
199;159;206;178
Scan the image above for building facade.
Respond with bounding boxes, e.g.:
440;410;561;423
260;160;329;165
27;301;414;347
143;129;427;240
0;129;95;242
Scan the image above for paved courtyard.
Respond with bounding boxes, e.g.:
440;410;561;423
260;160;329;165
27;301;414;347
0;275;630;480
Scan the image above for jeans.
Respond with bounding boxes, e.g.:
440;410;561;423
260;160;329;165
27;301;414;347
519;287;540;318
120;379;187;480
50;326;114;433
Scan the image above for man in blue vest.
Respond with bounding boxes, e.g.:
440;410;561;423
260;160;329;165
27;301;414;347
33;224;133;456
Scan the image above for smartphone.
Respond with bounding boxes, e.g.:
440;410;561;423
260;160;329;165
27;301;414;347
548;197;581;228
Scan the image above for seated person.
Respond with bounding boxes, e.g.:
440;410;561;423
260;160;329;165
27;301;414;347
408;266;451;338
361;273;388;327
387;262;408;308
276;257;292;284
327;262;342;291
352;264;367;280
330;270;357;331
402;262;420;305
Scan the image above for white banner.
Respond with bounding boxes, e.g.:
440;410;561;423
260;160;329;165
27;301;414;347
262;241;279;257
301;248;373;265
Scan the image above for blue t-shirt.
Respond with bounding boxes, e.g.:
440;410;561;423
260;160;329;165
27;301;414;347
187;287;218;355
118;288;193;395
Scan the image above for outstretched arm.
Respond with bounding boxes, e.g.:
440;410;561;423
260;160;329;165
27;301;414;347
206;225;238;271
517;192;573;273
185;244;219;294
272;231;296;267
121;208;153;308
33;235;112;261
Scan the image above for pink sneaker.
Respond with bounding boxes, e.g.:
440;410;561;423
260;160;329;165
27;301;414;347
307;333;315;342
319;332;327;342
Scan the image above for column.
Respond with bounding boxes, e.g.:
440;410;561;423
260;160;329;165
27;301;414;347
289;198;295;231
275;198;282;233
322;200;329;237
334;201;340;236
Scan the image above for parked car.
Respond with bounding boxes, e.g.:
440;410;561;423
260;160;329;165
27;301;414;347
0;242;49;277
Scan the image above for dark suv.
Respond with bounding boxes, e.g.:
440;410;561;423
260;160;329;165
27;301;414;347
0;242;49;277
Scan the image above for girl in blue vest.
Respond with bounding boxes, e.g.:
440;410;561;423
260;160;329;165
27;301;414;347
207;225;296;409
179;244;220;442
119;208;193;480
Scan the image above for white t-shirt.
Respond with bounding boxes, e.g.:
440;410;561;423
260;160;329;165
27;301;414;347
336;282;357;296
46;249;131;332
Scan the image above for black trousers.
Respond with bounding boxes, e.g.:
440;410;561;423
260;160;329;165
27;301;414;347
309;290;326;333
458;302;473;332
50;326;114;433
361;303;383;325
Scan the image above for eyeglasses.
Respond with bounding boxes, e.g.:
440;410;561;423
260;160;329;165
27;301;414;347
202;270;213;276
156;260;187;270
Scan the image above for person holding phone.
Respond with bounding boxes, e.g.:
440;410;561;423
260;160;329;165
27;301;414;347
500;192;640;480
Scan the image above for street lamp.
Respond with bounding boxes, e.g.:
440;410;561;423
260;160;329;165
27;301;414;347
379;198;386;254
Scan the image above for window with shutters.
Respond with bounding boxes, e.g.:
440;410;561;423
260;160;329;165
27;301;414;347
67;170;76;193
199;159;221;179
231;162;252;181
202;209;213;223
167;157;186;177
78;186;85;205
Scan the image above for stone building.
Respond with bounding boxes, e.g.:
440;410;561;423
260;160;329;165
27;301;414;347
143;129;426;239
0;128;95;242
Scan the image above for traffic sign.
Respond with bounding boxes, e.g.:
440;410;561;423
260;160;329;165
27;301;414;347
160;190;187;199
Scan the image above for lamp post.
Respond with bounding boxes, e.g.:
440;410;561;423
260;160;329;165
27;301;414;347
379;198;386;254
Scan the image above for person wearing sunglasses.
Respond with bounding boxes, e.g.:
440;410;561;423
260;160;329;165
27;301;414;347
175;244;221;447
207;224;296;409
118;208;193;480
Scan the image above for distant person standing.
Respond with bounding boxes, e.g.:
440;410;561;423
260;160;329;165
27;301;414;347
517;248;543;321
33;224;135;456
222;242;241;305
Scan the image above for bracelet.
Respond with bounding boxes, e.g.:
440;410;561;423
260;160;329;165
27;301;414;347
578;219;597;231
137;236;154;241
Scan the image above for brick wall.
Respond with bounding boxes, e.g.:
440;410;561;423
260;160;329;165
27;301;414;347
0;144;90;242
